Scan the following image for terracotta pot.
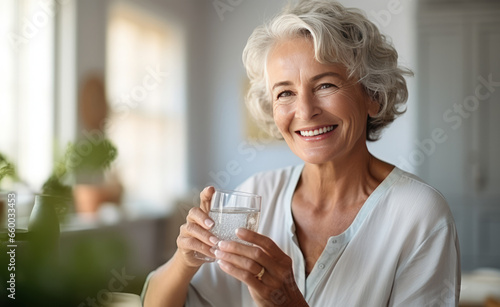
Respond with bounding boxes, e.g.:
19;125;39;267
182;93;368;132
73;184;105;214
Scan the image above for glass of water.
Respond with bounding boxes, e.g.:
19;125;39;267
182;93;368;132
194;189;261;262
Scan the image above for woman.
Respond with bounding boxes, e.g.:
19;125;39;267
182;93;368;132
143;1;460;306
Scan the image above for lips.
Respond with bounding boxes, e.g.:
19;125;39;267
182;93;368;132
297;125;337;137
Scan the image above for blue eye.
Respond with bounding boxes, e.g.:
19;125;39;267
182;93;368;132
277;90;293;99
319;83;337;90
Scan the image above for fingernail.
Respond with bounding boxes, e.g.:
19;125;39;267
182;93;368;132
209;246;217;254
209;236;219;245
214;249;222;258
217;259;228;269
235;228;241;235
205;219;214;228
218;240;228;249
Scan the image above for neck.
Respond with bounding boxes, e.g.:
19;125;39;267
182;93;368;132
298;142;392;211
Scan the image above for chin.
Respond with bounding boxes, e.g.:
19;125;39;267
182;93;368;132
295;149;338;165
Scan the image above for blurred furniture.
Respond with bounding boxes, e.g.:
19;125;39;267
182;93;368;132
460;268;500;307
57;195;193;294
486;297;500;307
461;297;500;307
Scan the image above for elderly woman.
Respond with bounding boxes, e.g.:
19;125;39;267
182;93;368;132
143;1;460;306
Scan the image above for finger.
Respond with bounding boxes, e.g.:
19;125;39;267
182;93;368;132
180;222;219;247
217;260;270;292
199;186;215;213
217;240;277;275
215;249;281;289
235;228;285;256
177;235;216;259
186;207;214;230
214;248;263;276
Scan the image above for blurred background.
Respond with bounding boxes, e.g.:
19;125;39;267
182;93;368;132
0;0;499;305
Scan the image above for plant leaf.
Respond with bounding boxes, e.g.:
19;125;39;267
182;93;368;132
0;155;16;183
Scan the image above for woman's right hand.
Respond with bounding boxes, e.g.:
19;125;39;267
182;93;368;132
176;186;219;268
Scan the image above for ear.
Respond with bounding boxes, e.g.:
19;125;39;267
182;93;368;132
366;97;380;117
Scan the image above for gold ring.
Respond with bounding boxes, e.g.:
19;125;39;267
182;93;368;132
255;267;265;280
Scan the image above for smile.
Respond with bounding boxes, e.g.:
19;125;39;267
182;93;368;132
298;125;337;137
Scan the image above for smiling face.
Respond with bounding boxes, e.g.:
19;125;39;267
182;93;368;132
267;37;379;165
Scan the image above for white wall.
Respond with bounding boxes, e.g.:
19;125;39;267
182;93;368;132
193;0;419;191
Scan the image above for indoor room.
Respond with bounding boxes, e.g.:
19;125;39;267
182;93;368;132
0;0;499;306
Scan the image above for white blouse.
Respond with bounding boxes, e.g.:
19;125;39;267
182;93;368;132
157;165;460;306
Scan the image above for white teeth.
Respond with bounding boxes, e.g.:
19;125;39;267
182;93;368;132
299;125;335;137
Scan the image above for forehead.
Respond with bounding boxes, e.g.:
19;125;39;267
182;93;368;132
266;37;348;82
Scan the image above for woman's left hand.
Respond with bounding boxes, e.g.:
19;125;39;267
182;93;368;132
214;228;308;307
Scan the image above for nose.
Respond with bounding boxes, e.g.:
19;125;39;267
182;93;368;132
294;92;321;120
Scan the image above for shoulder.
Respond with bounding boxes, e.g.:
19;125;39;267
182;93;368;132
381;167;456;235
389;169;450;213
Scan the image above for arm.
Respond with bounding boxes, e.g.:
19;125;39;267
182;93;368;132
388;223;461;306
143;187;218;307
143;252;199;307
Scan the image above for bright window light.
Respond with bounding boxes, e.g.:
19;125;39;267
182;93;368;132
0;0;55;191
106;3;187;215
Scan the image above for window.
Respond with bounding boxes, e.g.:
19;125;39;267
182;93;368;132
106;4;187;214
0;0;55;190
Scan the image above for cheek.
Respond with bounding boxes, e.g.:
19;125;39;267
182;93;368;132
330;93;368;121
273;105;292;131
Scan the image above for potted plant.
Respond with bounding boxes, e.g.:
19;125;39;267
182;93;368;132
32;138;118;225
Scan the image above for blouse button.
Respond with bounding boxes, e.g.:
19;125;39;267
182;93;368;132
319;263;325;269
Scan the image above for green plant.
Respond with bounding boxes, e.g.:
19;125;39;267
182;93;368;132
41;138;118;216
0;153;16;187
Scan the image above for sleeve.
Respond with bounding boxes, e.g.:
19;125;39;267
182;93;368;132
140;271;154;305
388;222;461;306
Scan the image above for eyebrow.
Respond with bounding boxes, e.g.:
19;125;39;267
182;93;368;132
311;72;343;82
271;81;293;91
271;72;344;91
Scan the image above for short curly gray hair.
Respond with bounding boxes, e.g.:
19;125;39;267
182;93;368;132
242;0;413;141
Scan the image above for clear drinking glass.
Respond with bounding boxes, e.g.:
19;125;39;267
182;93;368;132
194;189;261;262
